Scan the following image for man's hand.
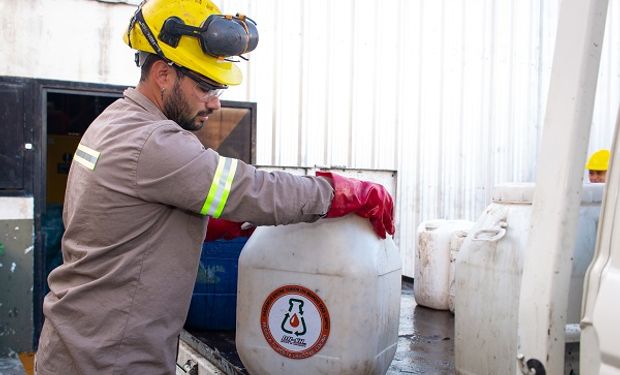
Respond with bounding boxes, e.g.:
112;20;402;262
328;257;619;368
205;217;255;242
316;171;395;239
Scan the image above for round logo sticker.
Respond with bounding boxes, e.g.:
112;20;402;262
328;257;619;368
260;285;330;359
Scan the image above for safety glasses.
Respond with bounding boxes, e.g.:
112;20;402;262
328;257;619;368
174;65;225;100
191;80;223;101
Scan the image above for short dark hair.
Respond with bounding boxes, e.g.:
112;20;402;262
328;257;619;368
139;53;164;82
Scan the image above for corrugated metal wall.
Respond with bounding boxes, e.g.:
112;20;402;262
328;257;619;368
218;0;620;276
1;0;618;276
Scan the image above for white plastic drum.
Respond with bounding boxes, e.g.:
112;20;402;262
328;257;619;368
415;220;474;310
236;215;402;375
454;183;603;375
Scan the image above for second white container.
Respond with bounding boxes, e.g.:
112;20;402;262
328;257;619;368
454;183;603;375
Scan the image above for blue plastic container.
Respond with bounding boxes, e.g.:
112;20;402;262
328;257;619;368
185;237;248;330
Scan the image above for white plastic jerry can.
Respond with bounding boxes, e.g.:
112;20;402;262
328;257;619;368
236;215;402;375
414;220;474;310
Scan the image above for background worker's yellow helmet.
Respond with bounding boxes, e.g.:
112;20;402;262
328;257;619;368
123;0;258;86
585;149;610;171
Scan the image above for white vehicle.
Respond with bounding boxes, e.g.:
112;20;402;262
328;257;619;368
579;110;620;375
514;0;619;373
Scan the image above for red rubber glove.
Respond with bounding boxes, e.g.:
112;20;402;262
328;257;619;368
316;171;395;239
205;217;255;242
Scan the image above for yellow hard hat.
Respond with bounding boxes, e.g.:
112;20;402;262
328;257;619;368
585;149;610;171
123;0;258;86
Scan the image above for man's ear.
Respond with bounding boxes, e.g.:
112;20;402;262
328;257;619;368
150;60;175;91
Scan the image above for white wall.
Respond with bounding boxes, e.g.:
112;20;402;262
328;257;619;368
1;0;619;277
0;0;138;85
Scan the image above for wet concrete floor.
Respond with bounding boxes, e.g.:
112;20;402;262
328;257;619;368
387;279;455;374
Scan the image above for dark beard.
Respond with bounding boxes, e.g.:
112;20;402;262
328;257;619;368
163;80;204;131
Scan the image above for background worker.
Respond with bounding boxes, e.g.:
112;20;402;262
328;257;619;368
34;0;394;374
586;148;610;183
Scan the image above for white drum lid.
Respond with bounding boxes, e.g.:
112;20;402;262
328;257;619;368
492;182;603;204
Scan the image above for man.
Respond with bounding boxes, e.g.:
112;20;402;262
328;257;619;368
586;148;610;183
35;0;394;374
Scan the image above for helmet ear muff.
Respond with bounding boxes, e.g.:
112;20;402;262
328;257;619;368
159;16;185;48
200;15;259;58
156;14;258;58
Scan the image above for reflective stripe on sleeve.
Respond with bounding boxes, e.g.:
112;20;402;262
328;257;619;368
201;157;238;217
73;143;101;170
